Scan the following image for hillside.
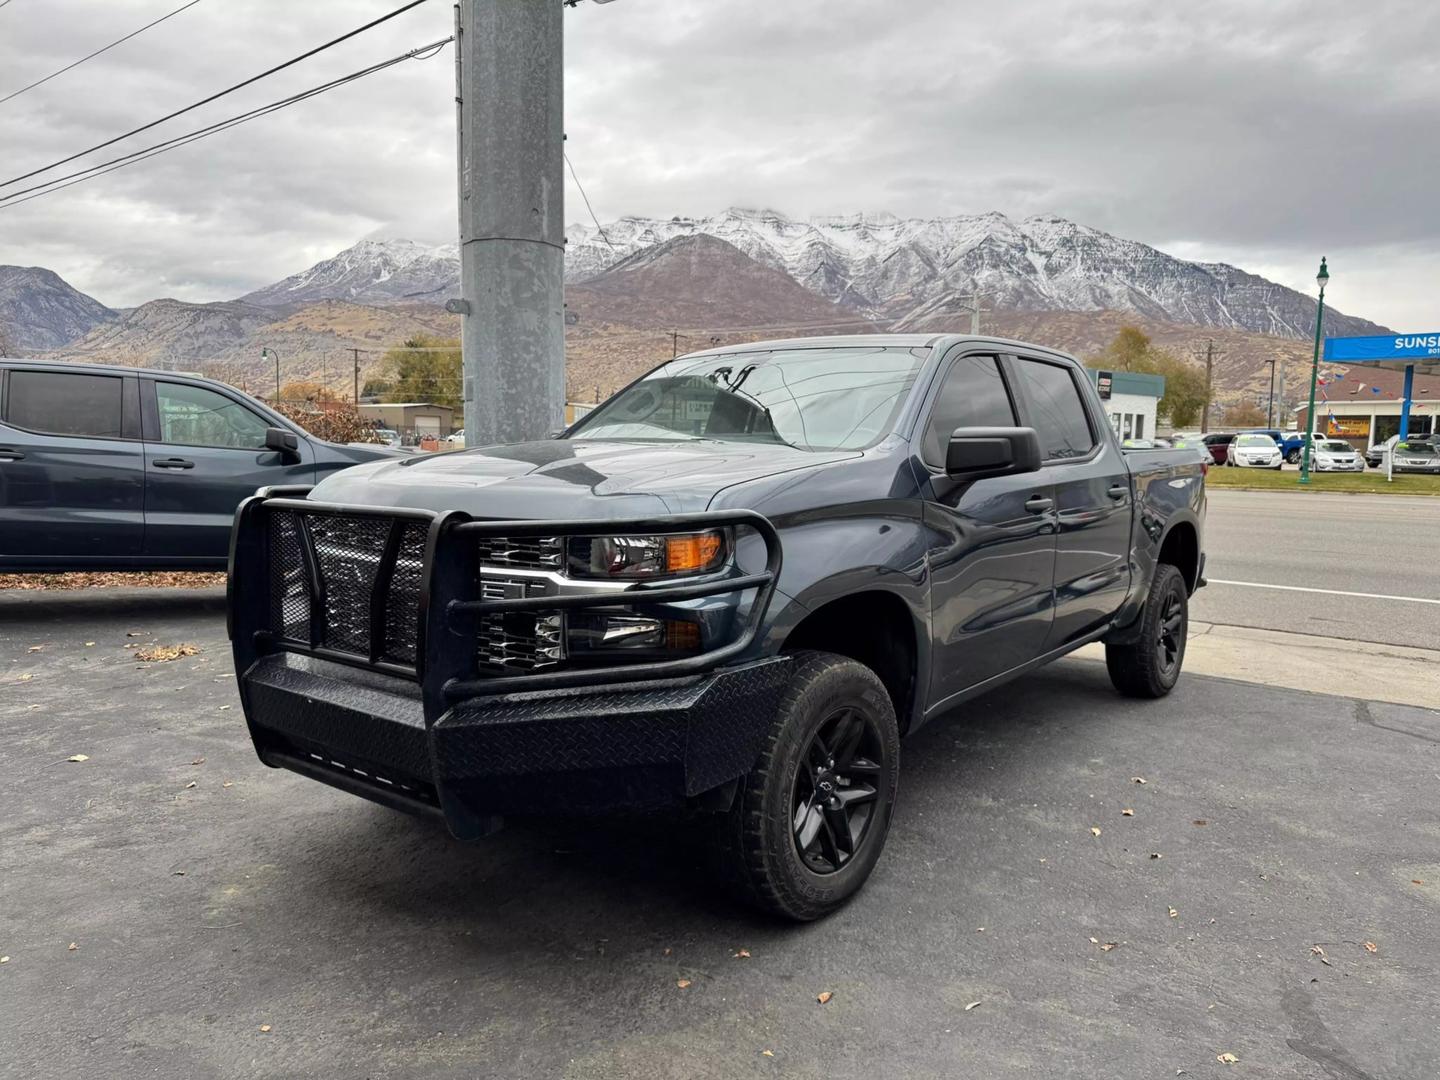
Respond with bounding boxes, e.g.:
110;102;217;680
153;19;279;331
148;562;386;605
0;266;116;352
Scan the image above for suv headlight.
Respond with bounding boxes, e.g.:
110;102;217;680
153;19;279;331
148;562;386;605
567;529;730;579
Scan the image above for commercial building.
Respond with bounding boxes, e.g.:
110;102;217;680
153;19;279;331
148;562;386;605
1084;368;1165;442
1294;362;1440;449
357;403;456;440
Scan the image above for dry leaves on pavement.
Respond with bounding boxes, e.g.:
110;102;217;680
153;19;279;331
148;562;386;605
1217;1053;1238;1064
66;754;89;763
1090;827;1102;837
135;643;200;663
816;991;833;1005
1363;941;1378;953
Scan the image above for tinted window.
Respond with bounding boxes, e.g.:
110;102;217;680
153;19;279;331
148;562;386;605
6;370;124;438
156;382;271;448
1013;358;1094;459
570;346;930;452
921;354;1015;466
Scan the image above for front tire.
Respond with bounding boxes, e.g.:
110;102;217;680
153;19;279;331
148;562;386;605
1106;564;1188;698
719;652;900;921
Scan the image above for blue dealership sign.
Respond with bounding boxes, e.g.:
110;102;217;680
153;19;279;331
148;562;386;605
1325;333;1440;361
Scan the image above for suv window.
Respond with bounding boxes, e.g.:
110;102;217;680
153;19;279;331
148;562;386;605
1013;357;1094;460
6;370;124;438
921;354;1015;467
156;381;271;449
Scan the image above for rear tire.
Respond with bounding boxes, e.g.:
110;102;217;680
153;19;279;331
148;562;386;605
1106;564;1188;699
718;652;900;921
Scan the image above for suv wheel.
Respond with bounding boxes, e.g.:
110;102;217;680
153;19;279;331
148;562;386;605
719;652;900;921
1287;450;1301;464
1105;564;1188;698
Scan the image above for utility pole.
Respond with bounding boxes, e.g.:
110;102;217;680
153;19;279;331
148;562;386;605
672;331;680;358
960;291;987;335
352;348;362;404
456;0;565;445
1200;340;1214;434
1264;358;1277;427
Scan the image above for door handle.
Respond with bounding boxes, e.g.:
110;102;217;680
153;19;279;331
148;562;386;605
0;447;24;461
152;457;195;470
1107;484;1129;500
1024;495;1054;514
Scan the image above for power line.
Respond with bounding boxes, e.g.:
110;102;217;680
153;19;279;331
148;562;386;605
0;38;452;210
1;0;433;190
0;0;205;106
564;151;615;250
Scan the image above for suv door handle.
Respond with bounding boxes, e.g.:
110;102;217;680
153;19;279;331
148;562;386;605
152;457;195;470
0;447;24;461
1107;483;1129;499
1024;495;1054;514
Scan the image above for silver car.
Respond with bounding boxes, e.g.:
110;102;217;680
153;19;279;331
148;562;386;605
1391;440;1440;474
1227;432;1283;469
1310;439;1365;472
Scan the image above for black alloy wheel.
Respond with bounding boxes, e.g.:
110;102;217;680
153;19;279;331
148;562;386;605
1154;585;1184;681
1105;563;1188;699
789;707;883;875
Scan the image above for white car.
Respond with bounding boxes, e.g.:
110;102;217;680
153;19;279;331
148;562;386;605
1226;432;1283;469
1309;439;1365;472
444;428;466;447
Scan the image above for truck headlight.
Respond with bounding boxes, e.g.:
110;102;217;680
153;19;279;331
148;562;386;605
567;529;729;579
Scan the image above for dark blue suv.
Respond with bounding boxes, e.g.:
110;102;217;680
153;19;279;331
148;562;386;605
0;360;398;571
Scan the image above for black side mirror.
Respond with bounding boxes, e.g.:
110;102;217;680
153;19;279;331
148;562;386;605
265;426;300;459
946;426;1043;480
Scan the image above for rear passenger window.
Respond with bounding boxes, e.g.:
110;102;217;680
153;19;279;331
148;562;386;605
6;370;124;438
921;354;1016;467
1013;358;1095;460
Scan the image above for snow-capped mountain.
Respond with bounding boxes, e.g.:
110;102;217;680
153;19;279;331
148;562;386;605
235;209;1387;340
239;238;460;307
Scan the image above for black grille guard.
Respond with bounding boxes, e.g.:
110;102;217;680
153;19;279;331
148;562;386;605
228;487;784;720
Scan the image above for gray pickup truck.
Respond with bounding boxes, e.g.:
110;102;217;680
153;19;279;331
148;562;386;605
229;335;1207;919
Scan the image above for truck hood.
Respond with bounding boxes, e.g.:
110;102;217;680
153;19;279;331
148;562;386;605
307;438;857;518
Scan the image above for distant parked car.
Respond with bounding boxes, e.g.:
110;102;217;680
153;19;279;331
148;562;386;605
1278;431;1326;464
1202;432;1236;465
1226;432;1283;469
1309;439;1365;472
1366;433;1433;469
1389;439;1440;475
0;360;401;571
444;428;466;447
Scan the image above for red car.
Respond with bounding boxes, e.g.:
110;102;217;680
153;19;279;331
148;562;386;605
1201;433;1235;465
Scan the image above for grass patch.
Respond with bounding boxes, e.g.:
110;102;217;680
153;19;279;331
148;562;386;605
1206;467;1440;495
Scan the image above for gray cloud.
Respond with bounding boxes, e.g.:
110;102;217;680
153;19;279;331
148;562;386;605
1;0;1435;328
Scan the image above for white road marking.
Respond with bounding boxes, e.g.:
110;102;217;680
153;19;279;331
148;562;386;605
1207;578;1440;606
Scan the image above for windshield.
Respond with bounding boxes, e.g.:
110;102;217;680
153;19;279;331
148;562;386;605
1397;441;1436;455
1316;441;1352;453
567;346;931;451
1236;434;1275;447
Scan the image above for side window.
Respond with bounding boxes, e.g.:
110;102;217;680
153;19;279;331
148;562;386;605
1012;358;1095;460
6;370;124;438
156;382;271;449
921;354;1016;467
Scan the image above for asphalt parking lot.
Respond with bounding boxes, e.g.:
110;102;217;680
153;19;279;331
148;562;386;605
3;581;1438;1080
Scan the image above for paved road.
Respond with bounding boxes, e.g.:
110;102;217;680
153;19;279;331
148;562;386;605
3;588;1439;1080
1195;490;1440;651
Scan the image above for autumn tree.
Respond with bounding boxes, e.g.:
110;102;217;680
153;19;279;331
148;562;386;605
1090;326;1208;428
1224;402;1268;427
277;380;339;403
379;336;461;407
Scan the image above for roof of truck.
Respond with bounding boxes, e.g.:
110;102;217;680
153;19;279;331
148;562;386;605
677;333;1076;361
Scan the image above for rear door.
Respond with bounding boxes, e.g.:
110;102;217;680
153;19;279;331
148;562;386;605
1007;354;1133;651
918;350;1058;707
141;378;313;561
0;367;144;561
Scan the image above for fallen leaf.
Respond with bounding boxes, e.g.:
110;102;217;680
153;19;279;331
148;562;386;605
964;1000;981;1011
1363;941;1377;954
190;757;206;766
184;781;196;790
1192;819;1209;826
676;979;691;989
1122;808;1134;817
1131;777;1147;784
219;705;231;711
1090;826;1102;837
1168;907;1178;918
975;927;985;933
1217;1053;1238;1064
66;754;88;763
816;991;833;1005
663;947;672;956
27;644;46;653
126;631;144;637
135;643;200;663
761;1050;774;1057
259;1024;272;1033
1089;936;1099;944
1320;957;1332;967
84;642;95;648
1311;945;1326;958
222;781;233;788
173;870;186;876
16;673;32;681
733;948;751;958
67;942;77;951
1100;942;1118;952
1413;880;1424;886
0;956;9;964
28;704;41;710
1150;852;1163;859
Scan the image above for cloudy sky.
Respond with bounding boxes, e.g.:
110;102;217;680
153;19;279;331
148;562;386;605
2;0;1437;329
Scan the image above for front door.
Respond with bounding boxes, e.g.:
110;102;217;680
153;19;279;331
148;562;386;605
141;379;313;561
1007;354;1133;650
0;368;144;562
919;351;1058;710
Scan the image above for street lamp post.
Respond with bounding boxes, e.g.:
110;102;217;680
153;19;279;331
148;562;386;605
1298;258;1329;485
261;347;280;403
1264;358;1277;427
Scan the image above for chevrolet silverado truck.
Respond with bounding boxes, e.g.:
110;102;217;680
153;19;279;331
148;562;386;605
228;335;1207;920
